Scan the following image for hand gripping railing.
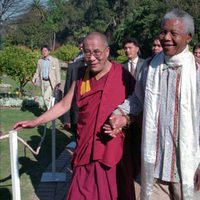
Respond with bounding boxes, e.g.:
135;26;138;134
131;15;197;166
0;97;67;199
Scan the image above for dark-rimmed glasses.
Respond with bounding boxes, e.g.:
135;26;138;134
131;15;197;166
83;47;108;59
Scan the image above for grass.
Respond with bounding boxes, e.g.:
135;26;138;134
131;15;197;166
0;107;72;200
1;70;67;97
1;75;41;96
0;71;72;199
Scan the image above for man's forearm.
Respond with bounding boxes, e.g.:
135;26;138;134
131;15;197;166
35;99;70;126
115;93;143;116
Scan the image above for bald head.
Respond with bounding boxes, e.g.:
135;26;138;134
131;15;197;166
82;31;111;74
83;32;109;48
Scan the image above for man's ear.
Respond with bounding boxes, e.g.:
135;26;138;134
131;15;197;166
187;33;192;44
106;47;110;56
136;46;139;54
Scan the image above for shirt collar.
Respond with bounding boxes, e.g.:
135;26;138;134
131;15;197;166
42;56;50;60
129;56;138;64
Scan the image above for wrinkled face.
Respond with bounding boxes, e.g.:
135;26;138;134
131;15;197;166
124;43;139;60
41;47;50;58
159;19;192;56
152;39;163;54
194;48;200;59
83;37;109;74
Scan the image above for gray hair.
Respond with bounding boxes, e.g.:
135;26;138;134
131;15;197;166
161;9;194;36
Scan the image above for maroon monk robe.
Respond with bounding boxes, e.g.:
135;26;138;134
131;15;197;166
66;62;135;200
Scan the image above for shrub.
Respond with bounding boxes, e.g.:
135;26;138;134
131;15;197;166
0;98;23;107
116;49;127;63
52;44;79;62
0;96;44;108
0;46;40;94
0;83;12;93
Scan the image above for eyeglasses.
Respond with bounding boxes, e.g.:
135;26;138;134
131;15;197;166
83;47;108;58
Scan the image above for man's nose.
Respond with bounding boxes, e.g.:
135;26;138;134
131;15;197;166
88;53;96;60
164;32;172;40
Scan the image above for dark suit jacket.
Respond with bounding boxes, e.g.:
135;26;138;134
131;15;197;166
121;57;144;181
122;57;144;80
63;59;85;125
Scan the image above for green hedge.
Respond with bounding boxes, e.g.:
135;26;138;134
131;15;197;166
52;44;79;62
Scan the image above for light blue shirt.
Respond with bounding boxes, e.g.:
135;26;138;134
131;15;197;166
42;57;50;79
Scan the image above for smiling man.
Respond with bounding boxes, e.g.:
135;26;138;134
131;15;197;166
105;9;200;199
14;32;135;200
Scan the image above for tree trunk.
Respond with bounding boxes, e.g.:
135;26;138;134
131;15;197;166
52;33;56;51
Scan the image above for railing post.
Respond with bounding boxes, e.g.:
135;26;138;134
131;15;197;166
41;97;66;182
9;130;21;200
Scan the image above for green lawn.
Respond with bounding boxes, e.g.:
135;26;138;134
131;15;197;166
0;70;70;199
1;70;67;96
1;75;42;96
0;107;72;200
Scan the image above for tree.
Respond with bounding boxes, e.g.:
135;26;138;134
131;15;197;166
0;46;40;94
113;0;200;57
3;0;200;58
0;0;29;49
47;0;86;44
0;0;28;22
52;44;79;62
4;0;50;49
113;0;168;57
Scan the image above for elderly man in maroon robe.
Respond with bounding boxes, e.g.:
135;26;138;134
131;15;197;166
13;32;135;200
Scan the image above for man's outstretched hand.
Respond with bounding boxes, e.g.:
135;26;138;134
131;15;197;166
13;120;37;131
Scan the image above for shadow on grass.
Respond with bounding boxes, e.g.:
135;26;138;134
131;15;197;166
0;124;71;199
0;188;12;200
20;125;70;188
21;106;45;117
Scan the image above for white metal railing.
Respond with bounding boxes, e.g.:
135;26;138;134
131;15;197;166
0;97;66;199
9;130;21;200
41;97;66;182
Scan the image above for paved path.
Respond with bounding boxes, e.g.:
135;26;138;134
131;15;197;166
34;143;74;200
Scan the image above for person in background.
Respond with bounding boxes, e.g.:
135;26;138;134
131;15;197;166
151;37;163;55
193;42;200;64
122;38;144;81
105;9;200;199
62;37;86;133
193;42;200;58
145;37;163;68
62;58;85;133
73;37;85;62
119;38;145;199
32;45;61;109
14;32;135;200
